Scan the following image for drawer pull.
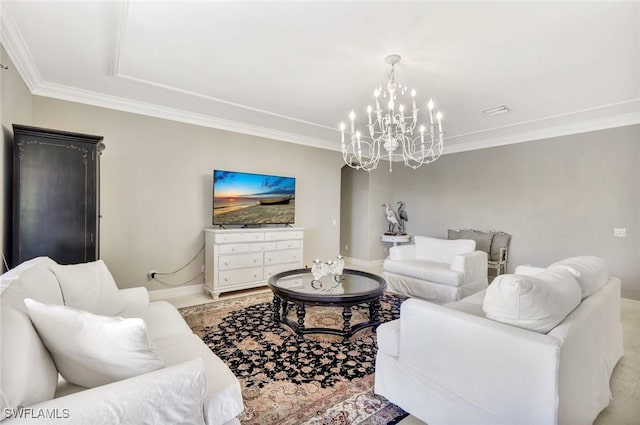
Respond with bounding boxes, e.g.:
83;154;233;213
224;277;229;282
253;274;258;278
253;259;257;263
231;248;236;251
224;261;229;266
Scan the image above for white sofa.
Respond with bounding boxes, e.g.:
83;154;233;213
0;257;244;425
383;236;488;304
375;258;624;425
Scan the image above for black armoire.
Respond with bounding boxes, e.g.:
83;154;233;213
12;124;104;267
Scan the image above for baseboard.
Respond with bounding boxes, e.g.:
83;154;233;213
344;257;386;268
148;284;205;301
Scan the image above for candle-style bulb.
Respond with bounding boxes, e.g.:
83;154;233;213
339;122;345;131
367;105;372;113
436;112;443;121
419;125;425;133
349;111;355;121
428;99;434;110
411;89;416;97
399;104;405;112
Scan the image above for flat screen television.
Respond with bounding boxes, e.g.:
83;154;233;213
213;170;296;226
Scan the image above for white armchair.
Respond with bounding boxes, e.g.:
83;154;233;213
383;236;488;304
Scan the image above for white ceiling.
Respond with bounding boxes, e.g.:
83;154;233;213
1;1;639;153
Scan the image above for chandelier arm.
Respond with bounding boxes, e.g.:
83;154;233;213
340;54;445;171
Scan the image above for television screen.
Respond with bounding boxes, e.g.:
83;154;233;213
213;170;296;225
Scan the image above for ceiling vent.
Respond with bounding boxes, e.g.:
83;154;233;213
482;105;510;116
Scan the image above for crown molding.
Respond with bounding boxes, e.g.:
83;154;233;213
444;109;640;155
0;4;42;91
1;3;637;157
32;80;340;151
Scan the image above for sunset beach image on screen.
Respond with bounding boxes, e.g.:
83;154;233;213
212;170;296;225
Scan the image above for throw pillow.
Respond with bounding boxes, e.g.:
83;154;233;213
24;298;164;388
482;268;582;333
460;229;493;255
549;256;609;299
53;259;124;315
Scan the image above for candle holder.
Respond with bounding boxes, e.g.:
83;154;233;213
311;255;345;282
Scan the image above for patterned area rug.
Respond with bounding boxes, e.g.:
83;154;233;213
179;291;408;425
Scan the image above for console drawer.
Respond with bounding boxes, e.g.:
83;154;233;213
215;232;264;244
264;249;301;265
218;243;250;254
218;267;263;287
264;262;301;279
250;242;277;252
265;231;304;241
218;253;263;270
276;240;301;250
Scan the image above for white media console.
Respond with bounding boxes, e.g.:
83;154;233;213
204;227;304;298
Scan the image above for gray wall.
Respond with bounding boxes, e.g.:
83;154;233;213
28;97;344;289
340;166;369;260
340;166;392;262
0;44;33;272
390;125;640;299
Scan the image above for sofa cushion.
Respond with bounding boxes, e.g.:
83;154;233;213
0;281;58;410
445;289;486;317
17;265;64;305
153;333;245;425
24;298;164;388
120;300;193;340
482;269;582;333
53;259;124;316
514;265;546;276
384;259;464;287
415;236;476;264
549;256;609;299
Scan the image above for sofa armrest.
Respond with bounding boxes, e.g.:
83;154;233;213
3;359;207;425
397;298;561;424
450;250;488;281
119;287;150;311
389;244;416;261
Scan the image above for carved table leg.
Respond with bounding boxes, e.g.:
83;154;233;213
296;304;306;342
342;305;352;336
370;298;381;329
272;295;281;323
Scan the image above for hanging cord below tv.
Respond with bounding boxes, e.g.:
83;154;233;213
151;244;205;286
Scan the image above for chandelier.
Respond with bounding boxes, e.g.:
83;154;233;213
340;54;444;172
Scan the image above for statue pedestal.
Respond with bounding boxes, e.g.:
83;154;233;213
380;234;411;246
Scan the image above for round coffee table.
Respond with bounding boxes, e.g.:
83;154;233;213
268;268;387;340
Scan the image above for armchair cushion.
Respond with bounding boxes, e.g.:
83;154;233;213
384;259;463;287
415;236;476;264
483;269;582;333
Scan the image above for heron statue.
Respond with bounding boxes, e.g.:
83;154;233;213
397;201;408;234
382;203;401;234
